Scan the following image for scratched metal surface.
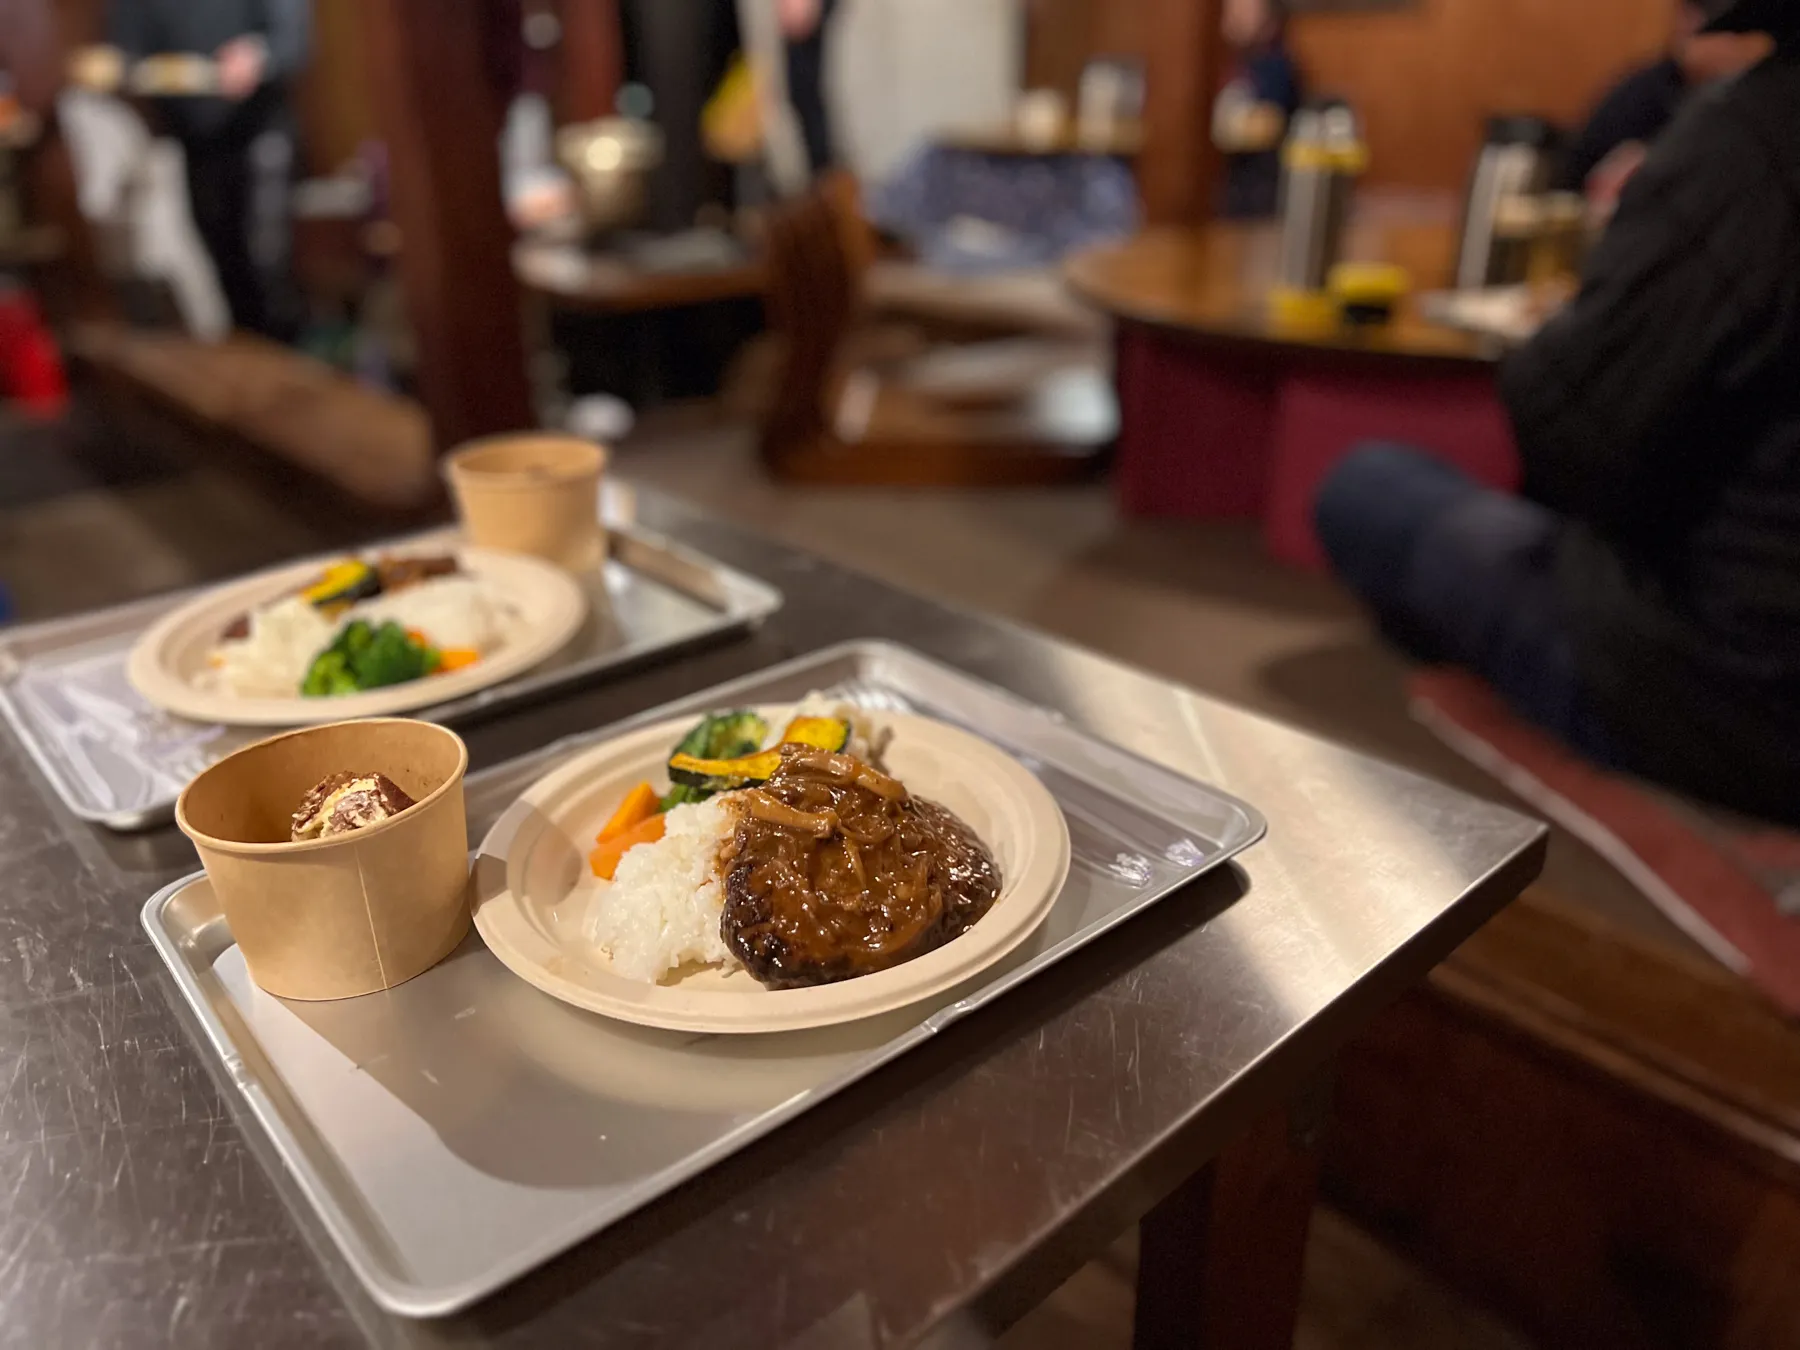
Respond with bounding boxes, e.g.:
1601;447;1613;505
0;489;1545;1349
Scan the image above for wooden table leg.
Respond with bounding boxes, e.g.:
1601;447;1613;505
1133;1087;1328;1350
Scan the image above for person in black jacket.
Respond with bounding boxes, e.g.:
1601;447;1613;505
108;0;309;336
1313;0;1800;825
1553;0;1770;194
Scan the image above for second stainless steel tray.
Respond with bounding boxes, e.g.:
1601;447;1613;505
142;641;1265;1317
0;524;781;831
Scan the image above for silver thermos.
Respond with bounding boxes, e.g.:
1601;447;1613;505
1454;115;1558;289
1275;99;1367;297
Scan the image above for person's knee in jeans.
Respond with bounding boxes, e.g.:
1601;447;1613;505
1313;442;1478;606
1313;447;1604;752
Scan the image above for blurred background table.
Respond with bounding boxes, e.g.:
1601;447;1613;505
936;121;1144;160
1066;212;1519;568
512;230;765;315
514;229;766;418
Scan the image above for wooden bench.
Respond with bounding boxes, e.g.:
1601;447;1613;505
1327;886;1800;1349
67;321;441;513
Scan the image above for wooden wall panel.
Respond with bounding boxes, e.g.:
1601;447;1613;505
1024;0;1104;98
1023;0;1152;98
1287;0;1672;191
1027;0;1672;192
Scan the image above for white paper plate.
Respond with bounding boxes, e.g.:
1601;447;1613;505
470;710;1071;1033
126;547;587;727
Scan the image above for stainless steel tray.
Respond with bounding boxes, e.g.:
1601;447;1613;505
141;642;1266;1318
0;524;781;831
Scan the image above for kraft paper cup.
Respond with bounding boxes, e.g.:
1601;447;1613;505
444;434;606;571
176;719;472;1001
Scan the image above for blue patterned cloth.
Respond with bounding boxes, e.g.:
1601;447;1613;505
867;144;1139;275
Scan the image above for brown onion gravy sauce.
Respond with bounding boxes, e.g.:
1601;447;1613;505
719;744;1001;988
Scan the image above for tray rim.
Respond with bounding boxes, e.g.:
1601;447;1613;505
0;522;782;830
140;639;1268;1317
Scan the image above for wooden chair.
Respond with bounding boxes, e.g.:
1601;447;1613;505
757;178;1116;487
821;170;1108;346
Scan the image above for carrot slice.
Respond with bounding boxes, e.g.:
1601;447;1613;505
434;648;482;673
596;781;660;842
588;812;666;880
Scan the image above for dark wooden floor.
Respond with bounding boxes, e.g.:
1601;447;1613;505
1000;1211;1530;1350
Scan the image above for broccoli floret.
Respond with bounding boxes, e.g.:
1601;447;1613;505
300;620;439;696
354;621;438;689
668;714;713;758
704;710;769;759
301;648;359;697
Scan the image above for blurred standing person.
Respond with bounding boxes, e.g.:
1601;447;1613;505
1313;0;1800;824
1213;0;1302;219
778;0;837;173
107;0;309;337
1555;0;1772;196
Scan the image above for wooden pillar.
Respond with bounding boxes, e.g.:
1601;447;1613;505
363;0;534;451
298;0;379;175
0;0;113;324
556;0;624;125
1138;0;1226;226
1133;1091;1326;1350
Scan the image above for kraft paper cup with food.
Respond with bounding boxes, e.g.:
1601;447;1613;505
444;434;606;571
176;719;472;1001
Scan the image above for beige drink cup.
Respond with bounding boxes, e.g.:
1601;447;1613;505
176;719;472;1001
444;434;607;571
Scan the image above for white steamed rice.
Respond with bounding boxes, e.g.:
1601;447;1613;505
212;596;336;698
585;796;740;982
791;692;889;764
209;572;517;698
584;694;887;984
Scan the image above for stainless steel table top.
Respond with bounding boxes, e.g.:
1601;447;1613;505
0;489;1545;1349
